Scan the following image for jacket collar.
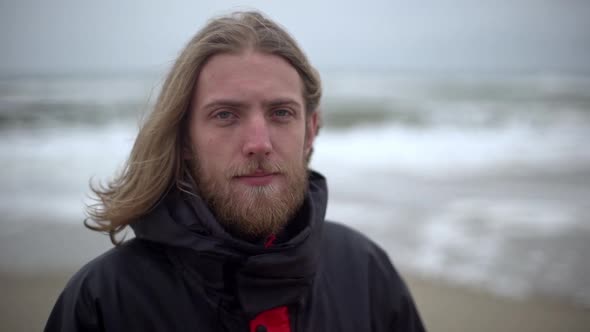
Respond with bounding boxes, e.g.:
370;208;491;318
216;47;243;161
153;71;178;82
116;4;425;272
130;170;328;316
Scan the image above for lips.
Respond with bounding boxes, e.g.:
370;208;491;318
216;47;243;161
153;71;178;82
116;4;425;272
235;171;279;186
240;171;274;177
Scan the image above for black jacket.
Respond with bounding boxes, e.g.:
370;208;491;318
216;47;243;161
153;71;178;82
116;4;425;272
45;172;426;331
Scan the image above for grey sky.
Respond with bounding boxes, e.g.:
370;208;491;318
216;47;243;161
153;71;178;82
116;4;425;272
1;0;589;75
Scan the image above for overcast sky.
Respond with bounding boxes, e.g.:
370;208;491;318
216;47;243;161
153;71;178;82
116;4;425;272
1;0;589;75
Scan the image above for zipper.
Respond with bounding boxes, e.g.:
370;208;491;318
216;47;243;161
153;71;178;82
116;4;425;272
289;300;304;332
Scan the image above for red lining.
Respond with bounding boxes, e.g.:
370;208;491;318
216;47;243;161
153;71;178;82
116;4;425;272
249;306;291;332
264;234;277;248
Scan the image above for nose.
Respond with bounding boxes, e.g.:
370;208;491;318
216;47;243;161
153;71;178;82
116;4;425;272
242;113;272;157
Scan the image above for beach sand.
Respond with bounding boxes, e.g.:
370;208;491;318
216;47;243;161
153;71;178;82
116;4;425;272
407;277;589;332
1;223;588;331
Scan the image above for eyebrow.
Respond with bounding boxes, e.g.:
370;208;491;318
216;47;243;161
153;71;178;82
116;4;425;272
201;98;302;111
201;99;247;112
263;98;302;109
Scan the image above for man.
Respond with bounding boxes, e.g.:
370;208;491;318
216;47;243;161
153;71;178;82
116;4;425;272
45;11;426;332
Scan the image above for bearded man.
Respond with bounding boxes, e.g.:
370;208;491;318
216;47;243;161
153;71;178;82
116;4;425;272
45;11;426;332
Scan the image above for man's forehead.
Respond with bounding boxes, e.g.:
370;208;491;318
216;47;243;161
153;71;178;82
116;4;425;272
193;51;305;108
198;51;300;82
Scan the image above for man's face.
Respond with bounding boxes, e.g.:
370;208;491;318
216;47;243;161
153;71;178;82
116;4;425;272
188;50;318;240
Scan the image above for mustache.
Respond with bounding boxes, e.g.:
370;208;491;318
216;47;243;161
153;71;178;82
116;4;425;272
225;159;286;178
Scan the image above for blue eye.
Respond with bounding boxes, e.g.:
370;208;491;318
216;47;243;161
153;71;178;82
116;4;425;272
273;109;291;117
215;111;234;119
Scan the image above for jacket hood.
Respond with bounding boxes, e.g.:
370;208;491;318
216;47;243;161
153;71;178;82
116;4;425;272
130;170;328;316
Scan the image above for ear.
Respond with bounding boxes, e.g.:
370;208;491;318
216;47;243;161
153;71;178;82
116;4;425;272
182;116;196;160
304;111;319;156
182;131;195;161
183;146;193;160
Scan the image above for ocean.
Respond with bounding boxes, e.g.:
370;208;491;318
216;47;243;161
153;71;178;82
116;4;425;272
1;71;589;307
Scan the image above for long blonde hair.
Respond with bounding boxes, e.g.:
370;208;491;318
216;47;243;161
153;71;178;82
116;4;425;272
85;11;322;244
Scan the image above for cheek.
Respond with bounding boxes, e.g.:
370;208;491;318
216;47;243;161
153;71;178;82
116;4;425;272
194;133;234;170
195;137;214;160
273;127;307;158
